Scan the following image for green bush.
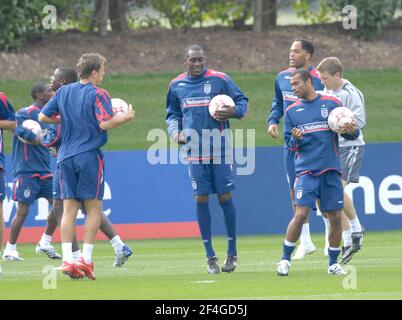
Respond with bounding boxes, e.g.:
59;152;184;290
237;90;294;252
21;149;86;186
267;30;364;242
0;0;50;52
0;0;97;52
294;0;335;24
149;0;253;30
331;0;398;40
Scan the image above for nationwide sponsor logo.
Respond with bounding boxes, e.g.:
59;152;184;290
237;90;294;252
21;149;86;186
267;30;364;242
283;91;298;101
182;97;211;108
296;108;305;112
299;121;330;133
178;83;186;86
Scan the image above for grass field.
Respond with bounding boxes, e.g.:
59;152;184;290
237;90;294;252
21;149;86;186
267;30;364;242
0;70;401;153
1;231;401;300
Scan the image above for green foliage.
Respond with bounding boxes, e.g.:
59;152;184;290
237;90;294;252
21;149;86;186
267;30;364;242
330;0;398;40
150;0;205;30
0;0;49;51
294;0;335;24
149;0;254;30
0;0;94;52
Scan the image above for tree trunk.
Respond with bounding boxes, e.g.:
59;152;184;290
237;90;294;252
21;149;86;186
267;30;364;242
109;0;128;32
98;0;109;36
254;0;277;32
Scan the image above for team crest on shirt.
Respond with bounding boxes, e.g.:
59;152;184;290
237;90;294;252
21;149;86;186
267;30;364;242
191;179;197;191
24;188;31;198
204;82;211;94
321;106;329;118
296;189;303;199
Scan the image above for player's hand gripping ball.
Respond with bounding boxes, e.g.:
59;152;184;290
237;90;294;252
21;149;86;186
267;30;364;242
111;98;129;115
18;119;42;144
209;94;235;121
328;107;355;134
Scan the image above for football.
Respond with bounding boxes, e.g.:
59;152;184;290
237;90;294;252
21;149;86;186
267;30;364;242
328;106;355;134
18;119;42;144
209;94;235;120
111;98;129;115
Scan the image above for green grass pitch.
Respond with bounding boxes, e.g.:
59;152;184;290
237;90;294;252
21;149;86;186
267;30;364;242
1;231;401;300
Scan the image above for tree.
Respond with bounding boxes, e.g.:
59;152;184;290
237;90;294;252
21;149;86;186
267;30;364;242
97;0;109;36
109;0;128;32
253;0;277;32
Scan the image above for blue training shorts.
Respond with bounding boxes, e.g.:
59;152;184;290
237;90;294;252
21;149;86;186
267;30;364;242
188;161;235;196
284;147;296;190
13;175;53;204
294;170;344;212
59;150;105;200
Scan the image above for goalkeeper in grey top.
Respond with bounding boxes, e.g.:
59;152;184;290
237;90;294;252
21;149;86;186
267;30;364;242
317;57;366;265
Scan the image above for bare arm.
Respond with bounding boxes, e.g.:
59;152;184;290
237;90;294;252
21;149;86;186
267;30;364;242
99;104;135;130
38;113;60;124
0;120;16;130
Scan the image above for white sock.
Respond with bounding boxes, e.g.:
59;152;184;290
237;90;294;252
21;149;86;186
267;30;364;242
300;223;313;246
284;240;296;247
72;250;82;261
62;243;73;263
5;242;16;252
110;235;124;253
39;234;52;248
342;229;352;247
349;217;362;233
82;243;94;264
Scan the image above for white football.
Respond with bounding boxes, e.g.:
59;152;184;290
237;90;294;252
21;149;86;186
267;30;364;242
111;98;129;115
209;94;235;120
18;119;42;144
328;107;355;134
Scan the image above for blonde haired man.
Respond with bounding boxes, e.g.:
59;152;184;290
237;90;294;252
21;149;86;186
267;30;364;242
317;57;366;264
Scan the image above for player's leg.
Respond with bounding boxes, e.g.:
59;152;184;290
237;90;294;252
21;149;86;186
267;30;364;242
277;205;310;276
341;210;352;252
99;212;133;267
278;173;318;276
214;162;237;272
0;170;5;270
49;169;82;259
60;199;84;278
0;201;4;273
189;162;218;273
58;157;84;279
81;199;101;260
73;150;106;280
33;196;62;259
339;146;365;253
319;171;345;274
3;201;29;261
286;150;315;259
326;209;344;274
